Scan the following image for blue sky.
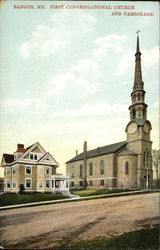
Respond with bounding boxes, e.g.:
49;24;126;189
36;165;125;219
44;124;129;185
0;1;159;174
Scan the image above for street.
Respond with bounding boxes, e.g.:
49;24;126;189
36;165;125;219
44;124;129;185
0;193;159;249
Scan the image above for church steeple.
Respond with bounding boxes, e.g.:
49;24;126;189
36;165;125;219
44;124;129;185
134;32;143;90
129;32;148;122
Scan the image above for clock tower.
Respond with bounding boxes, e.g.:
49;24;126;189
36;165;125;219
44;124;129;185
125;32;152;189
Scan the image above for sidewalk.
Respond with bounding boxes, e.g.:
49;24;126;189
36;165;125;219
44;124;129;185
0;190;159;211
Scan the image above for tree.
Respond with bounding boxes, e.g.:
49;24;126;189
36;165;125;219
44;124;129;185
152;149;160;188
19;184;25;194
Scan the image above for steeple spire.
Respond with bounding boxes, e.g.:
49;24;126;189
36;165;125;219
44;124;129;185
134;31;143;91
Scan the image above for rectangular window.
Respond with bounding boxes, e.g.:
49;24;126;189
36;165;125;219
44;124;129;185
71;181;74;187
26;166;32;175
39;166;43;175
46;167;50;175
89;181;93;186
100;180;104;186
79;181;83;187
13;179;16;188
45;180;50;188
34;154;37;160
12;166;16;175
39;180;43;188
6;167;11;176
30;153;33;160
7;180;11;188
26;179;32;188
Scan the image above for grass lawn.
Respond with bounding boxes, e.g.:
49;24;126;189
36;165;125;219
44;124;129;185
0;192;67;207
60;225;159;250
72;188;133;197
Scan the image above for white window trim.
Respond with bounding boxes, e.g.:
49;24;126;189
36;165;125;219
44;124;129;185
25;178;32;189
45;179;50;189
12;179;16;189
39;179;43;189
6;179;11;189
6;167;11;176
45;166;50;175
29;152;42;161
12;166;16;175
25;165;32;175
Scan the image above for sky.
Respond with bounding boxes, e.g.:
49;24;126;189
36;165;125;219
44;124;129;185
0;1;159;176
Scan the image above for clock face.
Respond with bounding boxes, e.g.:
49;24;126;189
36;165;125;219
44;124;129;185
143;123;150;134
128;122;137;134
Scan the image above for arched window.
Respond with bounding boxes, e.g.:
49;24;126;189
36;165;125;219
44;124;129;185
100;160;104;175
143;150;150;167
89;162;93;176
80;164;83;177
125;161;129;175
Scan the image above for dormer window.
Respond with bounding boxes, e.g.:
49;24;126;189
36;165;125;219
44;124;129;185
29;153;39;161
30;153;33;160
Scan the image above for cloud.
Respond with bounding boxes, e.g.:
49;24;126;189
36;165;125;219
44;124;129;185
48;59;100;95
20;12;96;59
93;34;127;61
50;102;126;118
3;98;44;112
116;46;159;76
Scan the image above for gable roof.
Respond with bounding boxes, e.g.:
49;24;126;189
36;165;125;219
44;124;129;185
66;141;126;164
3;154;14;164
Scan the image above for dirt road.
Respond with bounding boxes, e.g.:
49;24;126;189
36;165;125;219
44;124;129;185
0;193;159;249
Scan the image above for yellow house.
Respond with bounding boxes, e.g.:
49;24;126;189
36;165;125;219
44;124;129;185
1;142;69;193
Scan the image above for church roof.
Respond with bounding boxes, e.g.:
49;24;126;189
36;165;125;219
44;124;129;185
66;141;126;163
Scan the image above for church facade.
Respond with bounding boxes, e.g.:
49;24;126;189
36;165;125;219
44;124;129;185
66;34;153;190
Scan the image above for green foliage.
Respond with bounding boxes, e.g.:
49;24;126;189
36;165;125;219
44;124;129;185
60;225;159;250
19;184;25;195
0;192;67;206
72;189;131;197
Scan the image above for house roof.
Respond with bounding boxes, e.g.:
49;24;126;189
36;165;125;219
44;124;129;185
66;141;127;164
3;154;14;164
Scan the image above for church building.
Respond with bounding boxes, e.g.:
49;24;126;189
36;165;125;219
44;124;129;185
66;34;153;190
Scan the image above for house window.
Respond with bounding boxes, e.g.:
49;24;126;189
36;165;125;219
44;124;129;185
100;180;104;186
45;180;50;188
46;167;50;175
25;166;32;175
39;180;43;188
71;181;74;187
7;180;11;188
89;181;93;186
13;179;16;188
79;181;83;187
100;160;104;175
80;164;83;177
89;162;93;176
71;166;74;178
34;154;37;160
6;167;11;176
125;161;129;175
12;166;16;175
39;166;43;175
25;178;32;188
30;153;33;160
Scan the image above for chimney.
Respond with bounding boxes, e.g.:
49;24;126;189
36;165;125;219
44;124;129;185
76;150;78;156
17;144;25;153
83;141;87;189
